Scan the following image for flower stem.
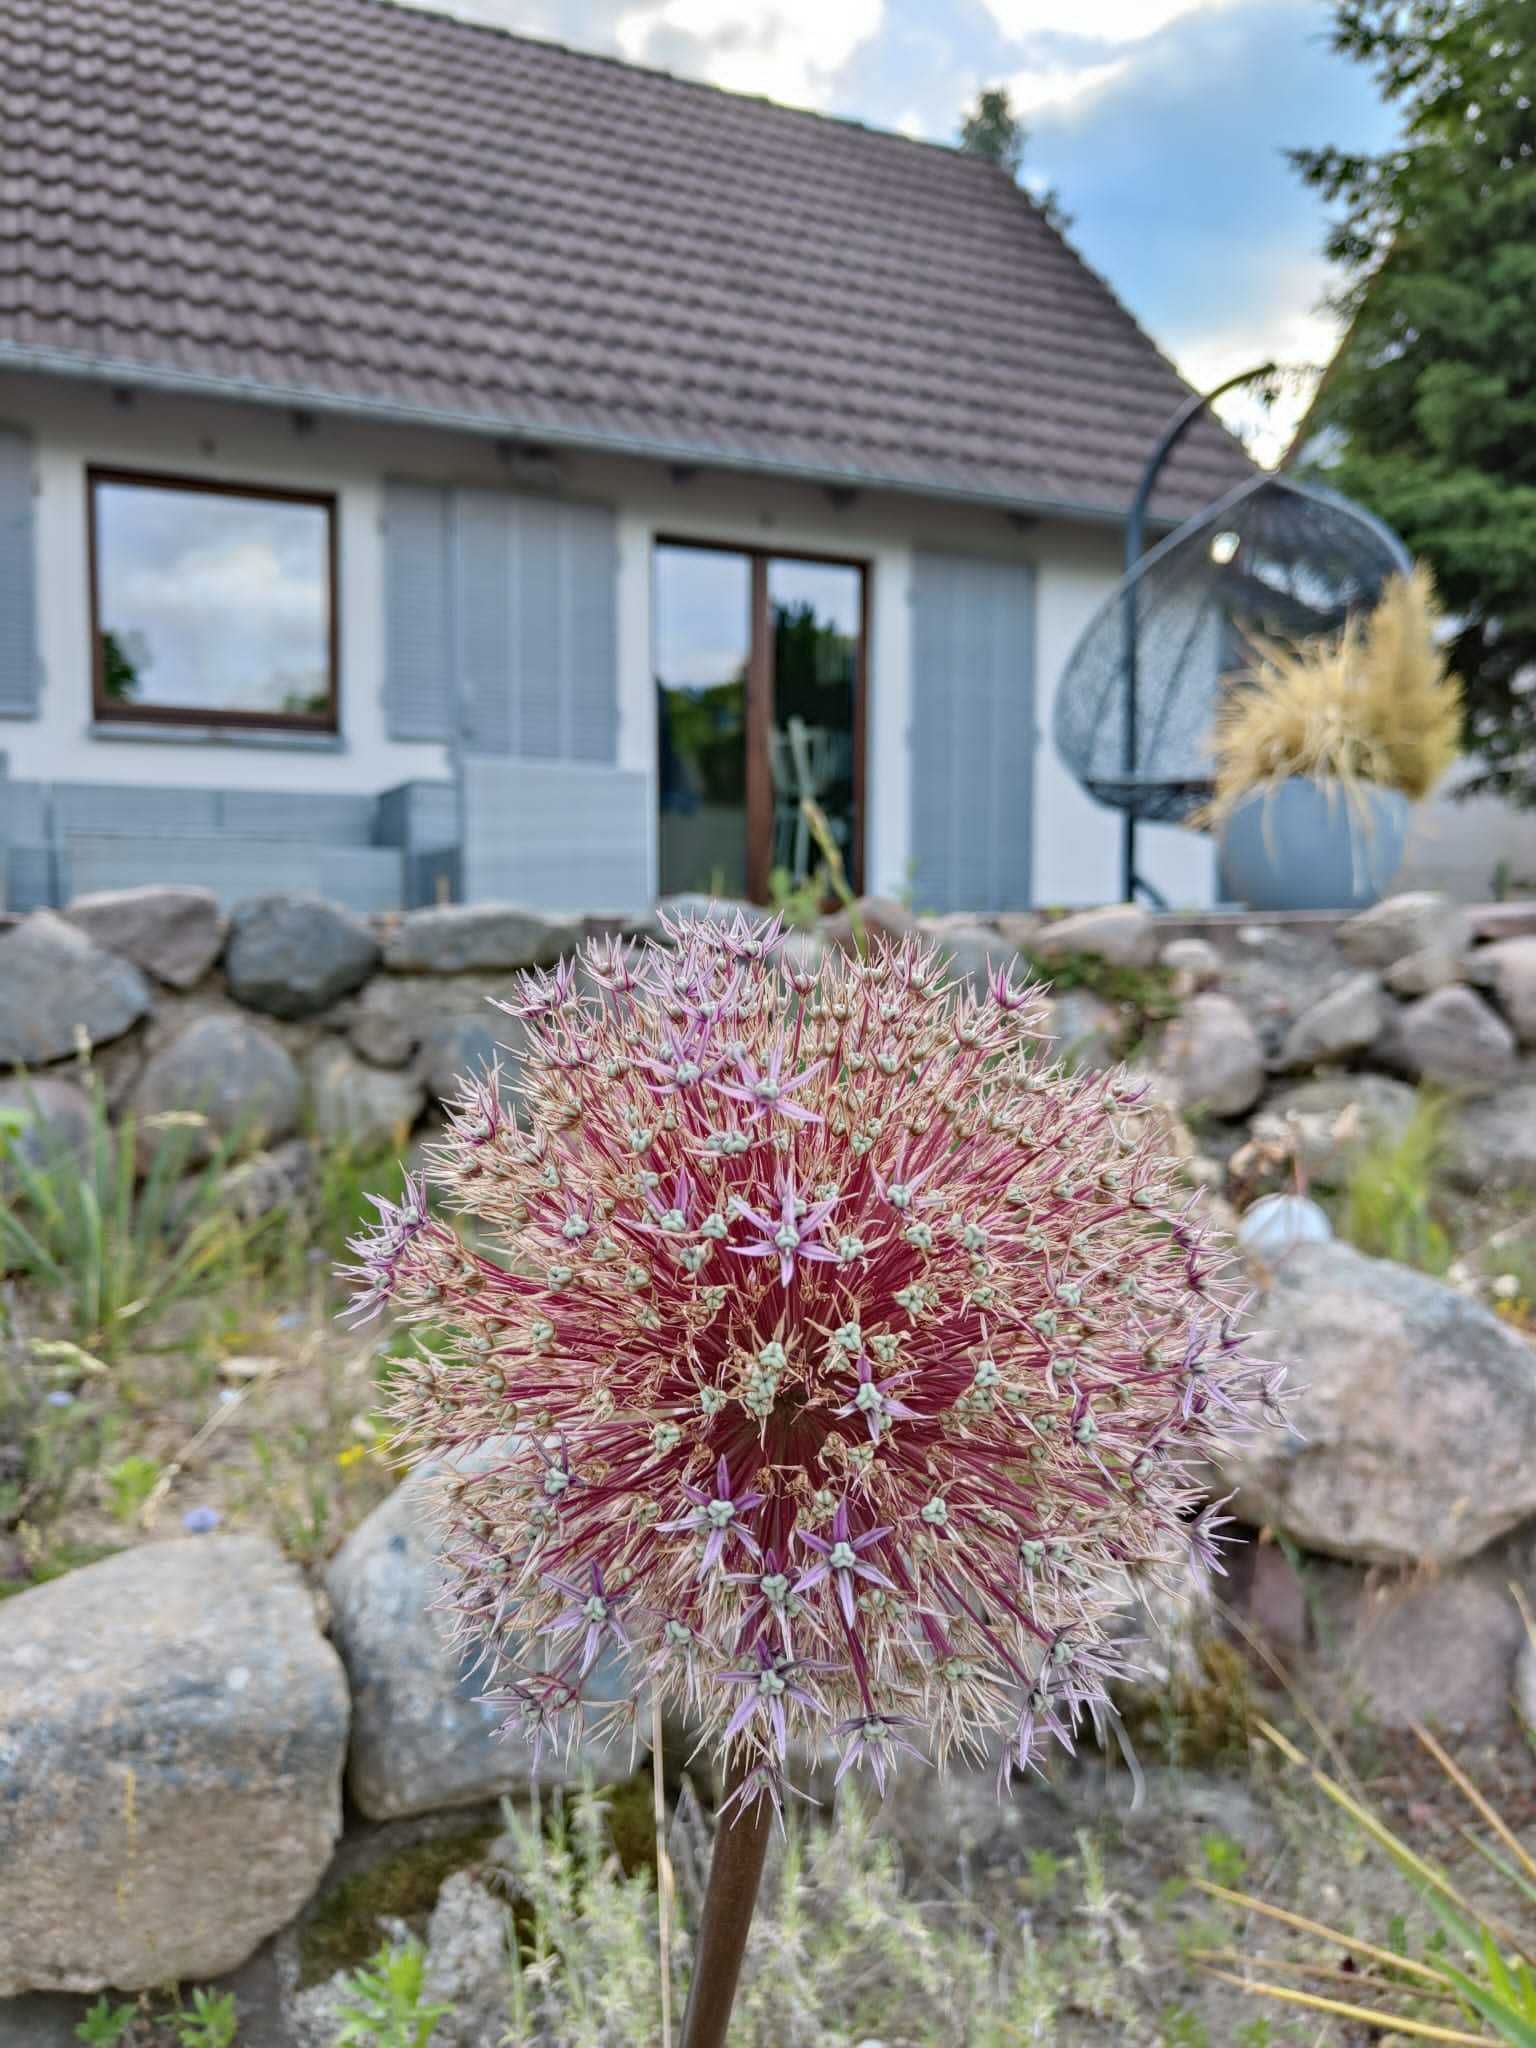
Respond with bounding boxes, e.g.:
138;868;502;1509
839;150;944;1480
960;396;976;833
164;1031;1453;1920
679;1760;773;2048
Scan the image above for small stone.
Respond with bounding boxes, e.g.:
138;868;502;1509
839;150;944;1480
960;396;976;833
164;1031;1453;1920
63;885;224;990
131;1013;302;1161
1263;1072;1420;1187
1381;983;1516;1092
1444;1078;1536;1196
1030;903;1157;970
1468;936;1536;1047
382;904;581;975
1341;1566;1526;1735
1156;992;1266;1117
306;1041;426;1152
1279;972;1385;1070
1219;1240;1536;1566
224;894;380;1020
0;1076;92;1190
325;1456;636;1818
0;912;152;1066
1160;937;1224;990
1241;1543;1309;1654
0;1536;348;1993
1338;892;1470;970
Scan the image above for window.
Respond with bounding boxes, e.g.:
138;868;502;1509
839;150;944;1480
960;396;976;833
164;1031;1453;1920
88;470;338;732
655;540;865;901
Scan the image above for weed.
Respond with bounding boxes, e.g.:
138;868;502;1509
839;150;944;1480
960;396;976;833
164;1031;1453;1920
74;1997;138;2046
0;1067;265;1357
333;1939;451;2048
1335;1091;1451;1274
1117;1636;1255;1768
169;1988;238;2048
767;865;828;931
104;1452;162;1524
1200;1831;1248;1889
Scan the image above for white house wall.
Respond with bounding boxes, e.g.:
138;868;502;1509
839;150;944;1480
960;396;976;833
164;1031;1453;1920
1;370;1215;910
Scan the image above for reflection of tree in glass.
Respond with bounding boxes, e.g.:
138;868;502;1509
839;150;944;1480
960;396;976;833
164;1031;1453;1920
660;669;747;808
280;688;331;717
99;629;142;703
773;601;855;835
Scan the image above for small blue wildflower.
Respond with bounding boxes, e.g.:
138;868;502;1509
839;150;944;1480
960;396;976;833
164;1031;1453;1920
182;1505;222;1534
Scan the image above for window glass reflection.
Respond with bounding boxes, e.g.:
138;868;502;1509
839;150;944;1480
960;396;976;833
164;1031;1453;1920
92;475;333;726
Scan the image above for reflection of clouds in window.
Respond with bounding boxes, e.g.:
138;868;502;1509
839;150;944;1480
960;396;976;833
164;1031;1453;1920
654;546;749;691
766;558;859;636
95;481;331;718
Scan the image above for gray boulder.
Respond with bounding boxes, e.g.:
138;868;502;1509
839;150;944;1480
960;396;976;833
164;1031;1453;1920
1469;936;1536;1047
1262;1072;1419;1187
0;1536;348;1994
0;1076;92;1189
1279;971;1385;1070
1384;943;1465;998
325;1459;636;1820
1031;903;1157;970
1338;892;1469;971
225;894;379;1020
217;1138;316;1223
382;904;580;976
1444;1077;1536;1195
131;1013;302;1160
1220;1240;1536;1566
63;885;224;990
0;912;152;1067
1156;992;1266;1117
307;1041;426;1152
1337;1564;1527;1735
1381;983;1516;1092
1040;988;1123;1071
350;974;529;1093
1160;936;1224;990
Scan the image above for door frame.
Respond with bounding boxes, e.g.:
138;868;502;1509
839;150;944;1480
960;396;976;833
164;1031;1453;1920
655;535;870;903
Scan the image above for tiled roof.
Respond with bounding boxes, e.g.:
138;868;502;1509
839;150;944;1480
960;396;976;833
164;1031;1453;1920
0;0;1253;522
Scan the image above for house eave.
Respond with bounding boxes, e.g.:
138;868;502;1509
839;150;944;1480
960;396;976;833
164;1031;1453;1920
0;337;1161;537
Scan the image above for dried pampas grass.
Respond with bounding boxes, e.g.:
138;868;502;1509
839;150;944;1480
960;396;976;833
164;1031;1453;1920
1203;564;1462;828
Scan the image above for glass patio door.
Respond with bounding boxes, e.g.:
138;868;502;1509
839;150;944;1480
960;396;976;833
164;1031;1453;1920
654;541;863;901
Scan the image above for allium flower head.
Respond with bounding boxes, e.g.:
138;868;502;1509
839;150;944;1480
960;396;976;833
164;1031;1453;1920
345;912;1274;1798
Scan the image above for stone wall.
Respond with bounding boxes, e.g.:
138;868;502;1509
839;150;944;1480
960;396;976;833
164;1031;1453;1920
3;882;1536;2009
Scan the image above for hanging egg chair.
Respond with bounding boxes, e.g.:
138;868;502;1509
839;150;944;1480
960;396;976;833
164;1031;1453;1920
1053;472;1412;832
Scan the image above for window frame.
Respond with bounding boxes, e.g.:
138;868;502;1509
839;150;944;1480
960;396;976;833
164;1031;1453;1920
654;535;869;902
86;466;341;735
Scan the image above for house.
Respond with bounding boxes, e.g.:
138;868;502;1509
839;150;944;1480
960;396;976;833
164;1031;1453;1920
0;0;1252;918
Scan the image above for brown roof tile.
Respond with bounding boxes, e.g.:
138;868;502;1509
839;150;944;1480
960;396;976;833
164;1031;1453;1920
0;0;1252;521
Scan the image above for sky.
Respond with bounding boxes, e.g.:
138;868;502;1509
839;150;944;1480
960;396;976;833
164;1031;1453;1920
405;0;1396;462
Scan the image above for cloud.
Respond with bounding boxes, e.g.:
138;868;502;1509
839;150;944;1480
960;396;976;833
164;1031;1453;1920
1006;56;1129;120
977;0;1233;40
615;0;884;107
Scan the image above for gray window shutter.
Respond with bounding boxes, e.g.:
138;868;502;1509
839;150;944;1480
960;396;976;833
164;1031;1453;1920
383;480;455;740
910;551;1035;913
386;481;618;762
562;500;619;761
0;426;40;718
454;488;515;755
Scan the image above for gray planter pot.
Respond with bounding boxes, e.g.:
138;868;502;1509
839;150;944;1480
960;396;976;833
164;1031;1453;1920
1218;776;1410;912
